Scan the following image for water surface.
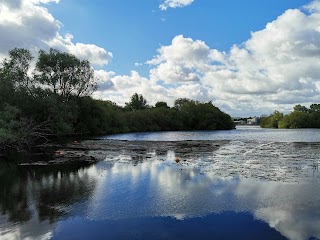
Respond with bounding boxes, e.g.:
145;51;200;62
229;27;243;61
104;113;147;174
103;125;320;142
1;127;320;240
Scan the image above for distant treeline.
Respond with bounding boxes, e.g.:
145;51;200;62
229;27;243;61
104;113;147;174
0;48;235;152
260;104;320;128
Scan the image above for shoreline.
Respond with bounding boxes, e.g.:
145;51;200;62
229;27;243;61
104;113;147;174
18;139;226;166
13;139;320;184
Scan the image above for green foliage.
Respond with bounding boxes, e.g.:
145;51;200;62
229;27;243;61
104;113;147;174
293;104;309;113
0;104;24;144
121;98;235;132
75;97;123;135
155;101;169;108
310;104;320;113
173;99;235;130
34;49;97;100
2;48;33;89
261;104;320;129
0;47;236;154
0;104;43;151
0;48;92;151
125;93;148;111
0;48;34;105
260;110;284;128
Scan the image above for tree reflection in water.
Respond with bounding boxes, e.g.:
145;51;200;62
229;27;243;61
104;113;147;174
0;161;97;226
0;140;320;240
0;161;31;223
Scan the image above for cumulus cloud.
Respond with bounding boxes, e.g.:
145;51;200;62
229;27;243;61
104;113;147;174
0;0;112;67
147;35;216;83
3;0;320;116
93;70;175;106
138;3;320;115
159;0;194;10
94;70;115;91
99;1;320;116
305;0;320;12
51;35;113;66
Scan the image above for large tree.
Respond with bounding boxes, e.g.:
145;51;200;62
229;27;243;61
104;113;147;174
155;101;169;108
34;49;97;100
310;104;320;113
0;48;34;103
125;93;148;111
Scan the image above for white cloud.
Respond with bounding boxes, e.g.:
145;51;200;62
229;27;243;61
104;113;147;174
99;1;320;116
147;35;215;83
93;70;174;106
67;42;112;67
2;0;320;116
94;70;115;91
0;0;112;67
93;68;217;109
136;3;320;116
160;0;194;10
305;0;320;12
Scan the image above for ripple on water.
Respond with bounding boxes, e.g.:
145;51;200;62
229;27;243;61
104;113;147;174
92;139;320;183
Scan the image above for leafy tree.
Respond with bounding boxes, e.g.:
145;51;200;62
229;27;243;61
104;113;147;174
155;101;169;108
34;49;97;100
0;104;24;147
260;110;284;128
1;48;33;90
261;104;320;129
0;47;238;155
310;104;320;113
0;104;47;151
278;115;290;129
174;98;196;111
309;104;320;128
0;48;34;105
293;104;308;113
289;111;312;128
125;93;148;111
172;99;234;130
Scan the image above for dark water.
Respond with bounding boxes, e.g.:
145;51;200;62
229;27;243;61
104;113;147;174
1;127;320;240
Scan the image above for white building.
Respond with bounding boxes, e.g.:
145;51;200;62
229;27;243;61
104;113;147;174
247;117;257;125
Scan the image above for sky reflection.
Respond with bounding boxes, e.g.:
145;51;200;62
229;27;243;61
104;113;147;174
1;148;319;240
82;152;320;240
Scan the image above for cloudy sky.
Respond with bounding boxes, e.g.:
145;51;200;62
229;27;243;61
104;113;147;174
0;0;319;116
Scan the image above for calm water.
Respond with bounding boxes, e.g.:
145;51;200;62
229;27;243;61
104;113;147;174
1;126;320;240
103;125;320;142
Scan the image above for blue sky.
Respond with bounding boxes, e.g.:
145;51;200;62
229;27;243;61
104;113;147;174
0;0;319;117
47;0;308;75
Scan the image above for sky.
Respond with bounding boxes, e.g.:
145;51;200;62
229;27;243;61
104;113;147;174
0;0;319;117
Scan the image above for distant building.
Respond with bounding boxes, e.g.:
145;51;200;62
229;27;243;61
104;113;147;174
232;117;260;125
247;117;258;125
234;120;246;125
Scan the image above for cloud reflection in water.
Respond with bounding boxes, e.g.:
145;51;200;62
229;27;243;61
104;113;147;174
84;150;320;240
1;145;319;240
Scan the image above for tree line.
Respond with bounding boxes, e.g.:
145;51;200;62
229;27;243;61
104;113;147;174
260;104;320;128
0;48;235;152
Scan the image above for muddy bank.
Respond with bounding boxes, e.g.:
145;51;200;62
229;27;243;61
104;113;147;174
18;140;224;165
18;139;320;183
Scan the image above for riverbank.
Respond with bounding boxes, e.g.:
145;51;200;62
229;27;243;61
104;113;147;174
16;139;320;183
17;140;222;166
1;137;319;240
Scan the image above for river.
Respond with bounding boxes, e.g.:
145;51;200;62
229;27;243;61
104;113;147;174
103;125;320;142
0;126;319;240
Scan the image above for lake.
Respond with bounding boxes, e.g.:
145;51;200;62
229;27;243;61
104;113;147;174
0;126;320;240
103;125;320;142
